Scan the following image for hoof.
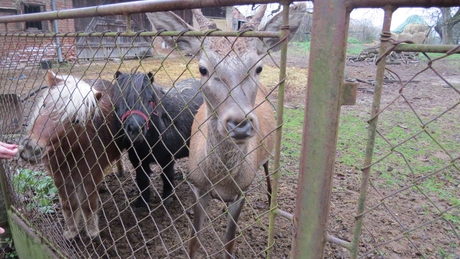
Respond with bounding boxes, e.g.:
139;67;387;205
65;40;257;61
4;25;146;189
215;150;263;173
117;170;125;178
90;235;102;245
63;229;78;240
133;206;149;215
162;195;175;207
134;198;148;208
86;227;100;240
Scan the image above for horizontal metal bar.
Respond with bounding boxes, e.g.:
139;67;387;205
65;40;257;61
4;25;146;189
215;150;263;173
393;44;460;54
0;0;294;24
347;0;458;8
276;209;293;220
0;0;456;24
0;30;280;38
326;234;352;250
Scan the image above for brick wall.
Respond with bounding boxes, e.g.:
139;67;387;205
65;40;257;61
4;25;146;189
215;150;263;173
0;0;76;67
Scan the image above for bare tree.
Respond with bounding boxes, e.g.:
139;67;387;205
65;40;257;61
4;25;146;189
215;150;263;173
349;18;380;43
434;7;460;44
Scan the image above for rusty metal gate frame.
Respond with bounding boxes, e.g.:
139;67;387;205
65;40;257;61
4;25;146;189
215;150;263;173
0;1;292;258
0;0;459;258
292;0;459;258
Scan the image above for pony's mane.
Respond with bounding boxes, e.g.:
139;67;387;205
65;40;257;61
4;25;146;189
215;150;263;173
113;72;163;112
28;74;99;130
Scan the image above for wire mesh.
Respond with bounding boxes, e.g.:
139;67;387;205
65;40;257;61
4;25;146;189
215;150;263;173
0;7;293;259
358;47;460;258
0;1;458;259
329;35;460;259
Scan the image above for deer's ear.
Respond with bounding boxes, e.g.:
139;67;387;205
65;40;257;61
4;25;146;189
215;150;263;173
258;3;306;53
146;11;202;56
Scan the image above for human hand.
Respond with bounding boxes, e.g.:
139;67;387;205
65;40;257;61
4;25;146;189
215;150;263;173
0;227;4;234
0;142;18;159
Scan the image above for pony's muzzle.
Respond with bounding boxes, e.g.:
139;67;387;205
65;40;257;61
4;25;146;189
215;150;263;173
124;117;149;143
18;140;44;163
121;110;150;142
126;123;143;140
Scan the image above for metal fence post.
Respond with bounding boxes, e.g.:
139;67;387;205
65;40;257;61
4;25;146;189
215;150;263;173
291;0;350;257
350;6;395;258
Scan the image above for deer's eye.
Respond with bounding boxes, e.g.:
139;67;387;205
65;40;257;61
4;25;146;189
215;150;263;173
255;66;263;74
199;66;208;76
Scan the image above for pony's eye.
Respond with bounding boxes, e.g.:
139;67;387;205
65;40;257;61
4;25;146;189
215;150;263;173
199;66;208;76
255;66;263;74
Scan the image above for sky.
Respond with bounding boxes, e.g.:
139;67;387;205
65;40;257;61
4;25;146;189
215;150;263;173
350;7;438;30
236;4;441;31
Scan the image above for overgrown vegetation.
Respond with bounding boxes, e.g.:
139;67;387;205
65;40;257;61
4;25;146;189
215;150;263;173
1;237;17;259
13;169;58;214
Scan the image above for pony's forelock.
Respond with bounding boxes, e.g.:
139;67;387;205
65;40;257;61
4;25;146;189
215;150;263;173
28;74;98;129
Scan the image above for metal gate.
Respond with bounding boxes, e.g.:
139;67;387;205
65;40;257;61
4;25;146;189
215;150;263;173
0;0;458;258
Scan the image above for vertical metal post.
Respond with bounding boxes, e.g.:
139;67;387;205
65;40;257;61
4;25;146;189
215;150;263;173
51;0;63;63
126;14;132;31
291;0;350;257
350;6;395;259
267;3;290;258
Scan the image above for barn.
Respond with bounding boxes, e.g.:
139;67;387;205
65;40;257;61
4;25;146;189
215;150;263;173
0;0;234;65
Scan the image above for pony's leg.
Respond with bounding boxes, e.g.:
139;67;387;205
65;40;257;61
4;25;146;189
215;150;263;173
136;162;152;208
224;197;245;259
59;180;81;240
130;149;151;207
82;171;103;238
160;161;175;206
188;187;210;259
116;159;124;177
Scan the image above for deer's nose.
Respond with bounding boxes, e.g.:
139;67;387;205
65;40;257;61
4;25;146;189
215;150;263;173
226;118;253;140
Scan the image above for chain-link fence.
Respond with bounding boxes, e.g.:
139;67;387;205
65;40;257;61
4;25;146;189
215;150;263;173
0;1;301;258
321;4;460;259
0;0;459;258
350;48;459;259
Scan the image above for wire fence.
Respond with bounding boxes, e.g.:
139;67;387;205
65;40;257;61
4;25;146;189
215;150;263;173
0;2;294;258
0;34;283;259
351;45;460;258
0;1;459;258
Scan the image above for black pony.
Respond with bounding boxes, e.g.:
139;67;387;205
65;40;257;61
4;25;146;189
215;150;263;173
112;71;203;207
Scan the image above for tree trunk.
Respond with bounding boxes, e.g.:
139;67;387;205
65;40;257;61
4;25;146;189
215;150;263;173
435;7;460;45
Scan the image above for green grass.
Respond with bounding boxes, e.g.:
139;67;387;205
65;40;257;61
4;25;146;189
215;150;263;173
280;107;304;175
280;106;460;230
289;41;310;53
290;38;367;56
292;38;460;62
346;44;367;56
419;52;460;61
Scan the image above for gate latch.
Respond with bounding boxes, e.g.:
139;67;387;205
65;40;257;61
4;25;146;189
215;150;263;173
341;81;358;106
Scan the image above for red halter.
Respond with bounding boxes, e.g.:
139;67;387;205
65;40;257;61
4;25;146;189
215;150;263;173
120;101;158;130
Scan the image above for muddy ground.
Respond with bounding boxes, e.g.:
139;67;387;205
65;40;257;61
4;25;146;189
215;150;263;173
2;45;459;258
